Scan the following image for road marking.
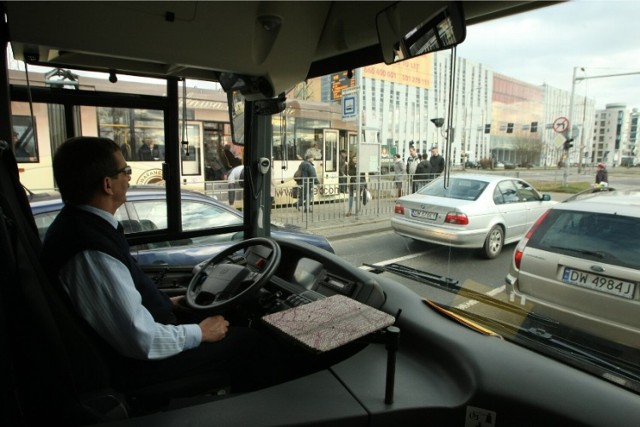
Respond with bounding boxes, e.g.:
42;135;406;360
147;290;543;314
358;251;430;270
455;285;505;310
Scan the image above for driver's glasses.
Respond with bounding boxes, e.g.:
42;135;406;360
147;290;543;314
110;165;132;177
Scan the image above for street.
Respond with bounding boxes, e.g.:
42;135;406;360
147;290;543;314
331;229;512;302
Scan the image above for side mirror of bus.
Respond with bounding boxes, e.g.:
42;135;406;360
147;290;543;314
376;1;466;64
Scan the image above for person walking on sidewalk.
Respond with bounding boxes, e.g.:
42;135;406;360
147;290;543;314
297;153;319;213
406;145;419;193
346;155;366;217
413;155;433;192
429;146;445;175
227;160;243;206
595;163;609;186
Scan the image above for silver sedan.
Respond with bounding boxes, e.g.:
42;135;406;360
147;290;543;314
391;174;556;259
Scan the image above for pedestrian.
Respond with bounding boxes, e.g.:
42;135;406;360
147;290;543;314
393;153;405;197
405;146;419;193
297;153;319;213
346;155;357;216
346;155;366;216
595;163;609;186
429;146;445;175
227;162;243;205
413;154;433;192
338;149;348;194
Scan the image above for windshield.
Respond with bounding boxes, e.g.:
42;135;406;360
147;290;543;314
12;0;640;397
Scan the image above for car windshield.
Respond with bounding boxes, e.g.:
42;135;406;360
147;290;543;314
10;0;640;405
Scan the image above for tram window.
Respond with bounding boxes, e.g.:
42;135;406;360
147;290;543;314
97;107;166;162
180;123;203;176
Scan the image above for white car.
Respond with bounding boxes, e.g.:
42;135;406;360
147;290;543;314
391;174;555;258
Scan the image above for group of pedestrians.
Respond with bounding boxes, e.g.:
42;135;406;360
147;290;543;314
292;145;446;216
394;145;445;196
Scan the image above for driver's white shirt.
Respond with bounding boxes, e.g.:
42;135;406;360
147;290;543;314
58;205;201;360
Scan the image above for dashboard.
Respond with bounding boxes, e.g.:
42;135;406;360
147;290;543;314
263;239;387;312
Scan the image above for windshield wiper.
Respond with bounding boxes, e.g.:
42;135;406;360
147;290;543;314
364;263;558;327
550;245;605;259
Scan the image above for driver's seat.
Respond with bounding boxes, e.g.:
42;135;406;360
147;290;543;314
0;150;228;425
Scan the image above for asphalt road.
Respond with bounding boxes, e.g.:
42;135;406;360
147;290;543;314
330;229;513;300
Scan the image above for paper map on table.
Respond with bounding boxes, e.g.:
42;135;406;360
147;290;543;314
262;294;395;352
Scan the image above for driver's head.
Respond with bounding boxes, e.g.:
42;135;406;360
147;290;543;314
54;137;130;208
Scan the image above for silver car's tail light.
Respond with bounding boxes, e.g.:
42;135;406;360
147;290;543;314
444;212;468;225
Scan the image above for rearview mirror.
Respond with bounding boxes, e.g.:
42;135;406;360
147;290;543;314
227;89;245;145
227;90;286;146
377;2;466;64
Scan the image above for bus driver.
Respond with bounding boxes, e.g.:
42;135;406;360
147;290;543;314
40;136;281;395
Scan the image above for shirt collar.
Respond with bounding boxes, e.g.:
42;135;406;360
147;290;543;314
77;204;119;229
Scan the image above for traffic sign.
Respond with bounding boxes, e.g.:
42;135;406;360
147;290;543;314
342;95;356;121
552;117;569;133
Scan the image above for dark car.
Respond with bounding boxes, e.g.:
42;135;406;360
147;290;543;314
464;160;480;169
30;185;334;266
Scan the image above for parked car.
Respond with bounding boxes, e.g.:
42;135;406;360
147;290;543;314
505;190;640;349
391;174;555;258
464;160;480;169
30;185;334;266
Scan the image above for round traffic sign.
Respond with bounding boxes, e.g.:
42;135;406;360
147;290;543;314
553;117;569;133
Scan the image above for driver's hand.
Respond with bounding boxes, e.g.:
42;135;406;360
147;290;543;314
170;295;185;306
199;315;230;343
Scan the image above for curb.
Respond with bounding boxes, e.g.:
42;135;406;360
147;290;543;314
310;217;393;241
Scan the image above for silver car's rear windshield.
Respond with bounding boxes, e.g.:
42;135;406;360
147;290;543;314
528;209;640;270
417;178;488;201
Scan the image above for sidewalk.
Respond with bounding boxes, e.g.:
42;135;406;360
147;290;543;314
307;215;392;241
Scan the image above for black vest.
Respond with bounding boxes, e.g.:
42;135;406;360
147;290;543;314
41;205;176;325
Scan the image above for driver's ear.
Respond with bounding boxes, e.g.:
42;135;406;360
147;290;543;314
102;176;115;195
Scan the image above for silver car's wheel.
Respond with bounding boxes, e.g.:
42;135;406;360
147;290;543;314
482;225;504;259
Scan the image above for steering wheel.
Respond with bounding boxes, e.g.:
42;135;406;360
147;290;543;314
185;237;281;313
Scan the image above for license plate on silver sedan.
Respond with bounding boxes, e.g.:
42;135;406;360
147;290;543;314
411;209;437;220
562;268;636;300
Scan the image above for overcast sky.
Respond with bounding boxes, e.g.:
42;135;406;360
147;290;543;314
456;0;640;110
